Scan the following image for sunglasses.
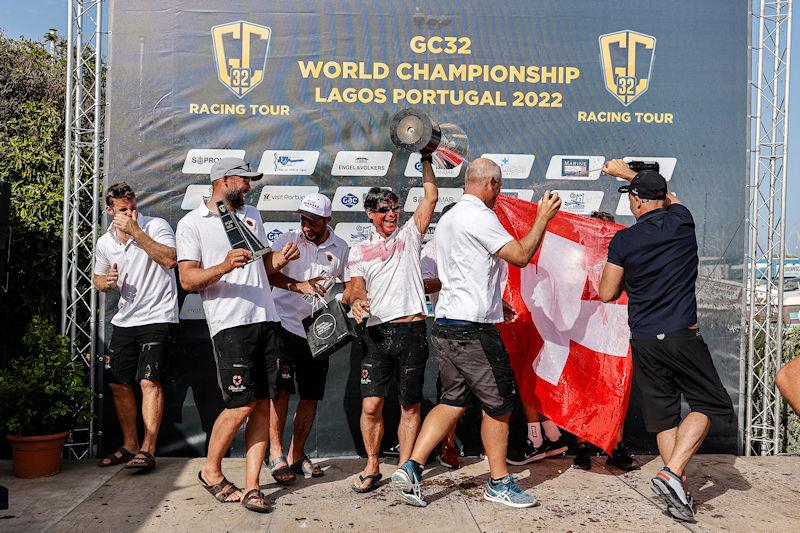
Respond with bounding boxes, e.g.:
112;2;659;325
373;205;400;214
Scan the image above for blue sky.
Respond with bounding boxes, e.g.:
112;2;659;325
2;3;798;253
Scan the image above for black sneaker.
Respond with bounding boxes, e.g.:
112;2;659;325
572;442;592;471
507;438;568;466
605;442;640;471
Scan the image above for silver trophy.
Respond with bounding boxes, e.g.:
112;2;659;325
389;108;468;169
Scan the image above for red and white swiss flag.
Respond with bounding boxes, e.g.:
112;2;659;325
494;195;633;454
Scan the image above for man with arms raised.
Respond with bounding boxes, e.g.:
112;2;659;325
94;183;178;471
343;155;437;493
392;158;560;508
598;160;734;523
176;158;319;513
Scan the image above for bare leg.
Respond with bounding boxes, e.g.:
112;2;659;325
108;383;140;452
268;391;289;460
410;404;464;465
661;412;710;477
287;399;318;464
354;396;384;489
776;358;800;415
201;402;254;499
482;411;511;480
397;403;421;464
243;399;270;491
139;379;163;454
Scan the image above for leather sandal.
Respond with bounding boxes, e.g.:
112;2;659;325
268;455;296;485
290;454;324;478
241;488;272;513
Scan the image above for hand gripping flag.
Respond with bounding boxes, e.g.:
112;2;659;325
494;195;632;454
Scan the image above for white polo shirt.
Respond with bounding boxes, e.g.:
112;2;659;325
434;194;514;323
93;214;179;327
175;202;280;338
271;228;351;338
348;218;426;326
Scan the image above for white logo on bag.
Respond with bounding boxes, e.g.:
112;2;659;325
314;313;336;339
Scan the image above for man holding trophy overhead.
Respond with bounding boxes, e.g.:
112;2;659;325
343;108;442;493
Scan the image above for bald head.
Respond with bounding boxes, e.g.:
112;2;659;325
465;158;501;185
464;158;503;208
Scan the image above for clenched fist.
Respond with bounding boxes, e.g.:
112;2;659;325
113;209;141;237
535;190;562;223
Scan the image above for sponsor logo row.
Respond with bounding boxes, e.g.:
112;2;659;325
181;149;676;181
182;185;635;219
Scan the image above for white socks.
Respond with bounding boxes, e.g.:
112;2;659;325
527;422;543;448
542;420;562;442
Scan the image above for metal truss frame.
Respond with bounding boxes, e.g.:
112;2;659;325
60;0;104;460
57;0;792;459
743;0;793;456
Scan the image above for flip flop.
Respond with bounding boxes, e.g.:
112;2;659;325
98;447;135;467
125;451;156;471
198;471;242;503
241;488;272;513
290;454;324;478
352;473;382;493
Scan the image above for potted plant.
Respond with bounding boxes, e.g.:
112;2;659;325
0;316;94;478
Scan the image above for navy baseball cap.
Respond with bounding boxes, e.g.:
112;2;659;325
618;169;667;200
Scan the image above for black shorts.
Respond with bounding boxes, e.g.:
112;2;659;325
361;320;428;406
432;322;516;417
212;322;281;409
106;323;174;384
273;327;329;401
631;329;734;433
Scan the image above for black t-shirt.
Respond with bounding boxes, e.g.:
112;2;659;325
607;204;698;337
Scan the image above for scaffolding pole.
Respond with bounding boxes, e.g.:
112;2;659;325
60;0;105;460
744;0;792;456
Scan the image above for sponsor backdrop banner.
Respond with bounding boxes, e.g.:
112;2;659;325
104;0;747;456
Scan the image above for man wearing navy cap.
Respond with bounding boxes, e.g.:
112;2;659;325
598;159;734;524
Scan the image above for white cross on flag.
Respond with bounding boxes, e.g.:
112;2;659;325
495;195;633;453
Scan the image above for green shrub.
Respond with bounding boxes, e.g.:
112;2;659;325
0;316;93;436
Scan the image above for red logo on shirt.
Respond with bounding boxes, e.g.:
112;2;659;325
326;253;333;262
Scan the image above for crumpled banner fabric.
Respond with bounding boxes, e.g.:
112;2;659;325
494;195;633;454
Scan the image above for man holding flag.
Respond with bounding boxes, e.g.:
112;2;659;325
392;158;561;509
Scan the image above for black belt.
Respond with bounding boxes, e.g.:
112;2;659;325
435;318;481;327
631;327;700;341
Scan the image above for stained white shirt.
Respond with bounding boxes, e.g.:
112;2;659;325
348;219;426;326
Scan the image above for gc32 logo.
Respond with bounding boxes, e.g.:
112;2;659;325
212;21;272;98
599;30;656;106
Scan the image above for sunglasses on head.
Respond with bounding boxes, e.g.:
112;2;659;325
373;205;400;214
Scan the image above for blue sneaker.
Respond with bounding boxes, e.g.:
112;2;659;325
391;460;427;507
484;475;539;508
650;467;695;523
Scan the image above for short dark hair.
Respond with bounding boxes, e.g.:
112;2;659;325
363;187;399;211
590;211;615;222
105;182;135;206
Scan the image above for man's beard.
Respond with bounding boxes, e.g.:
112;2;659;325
226;188;245;210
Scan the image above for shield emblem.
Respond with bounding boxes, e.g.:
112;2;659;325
232;375;243;387
212;21;272;98
598;30;656;106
